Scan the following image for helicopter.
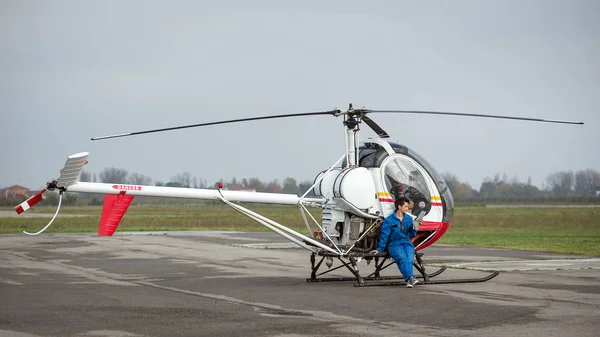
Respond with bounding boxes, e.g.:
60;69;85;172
14;104;584;286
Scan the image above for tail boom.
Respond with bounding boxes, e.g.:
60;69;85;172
66;182;325;206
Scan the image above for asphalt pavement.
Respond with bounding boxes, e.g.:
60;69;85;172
1;231;599;337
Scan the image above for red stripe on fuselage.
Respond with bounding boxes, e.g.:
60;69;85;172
378;200;443;206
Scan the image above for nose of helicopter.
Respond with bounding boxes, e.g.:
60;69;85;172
414;221;451;251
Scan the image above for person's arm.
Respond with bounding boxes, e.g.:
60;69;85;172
372;218;391;253
406;215;418;239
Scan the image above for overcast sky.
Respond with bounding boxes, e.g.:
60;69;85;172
1;0;598;192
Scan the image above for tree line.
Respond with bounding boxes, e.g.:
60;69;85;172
81;167;600;199
78;169;315;196
443;169;600;199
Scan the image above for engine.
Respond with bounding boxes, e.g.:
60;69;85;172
314;167;380;250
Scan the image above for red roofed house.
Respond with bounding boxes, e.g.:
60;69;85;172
1;185;31;198
226;184;256;192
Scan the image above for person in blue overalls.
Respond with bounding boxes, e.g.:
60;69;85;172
370;196;419;288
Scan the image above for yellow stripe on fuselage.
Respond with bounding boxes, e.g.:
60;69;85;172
378;192;441;201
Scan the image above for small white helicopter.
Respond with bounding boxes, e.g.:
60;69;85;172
14;105;583;286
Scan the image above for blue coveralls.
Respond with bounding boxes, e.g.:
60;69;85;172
375;212;418;282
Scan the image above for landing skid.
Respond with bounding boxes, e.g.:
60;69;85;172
358;270;500;287
306;251;499;286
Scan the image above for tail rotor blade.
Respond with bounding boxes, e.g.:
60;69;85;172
369;110;584;125
14;188;47;214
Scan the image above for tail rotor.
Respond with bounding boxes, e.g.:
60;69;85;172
14;183;53;215
15;152;89;235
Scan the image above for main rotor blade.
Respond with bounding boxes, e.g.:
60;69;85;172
361;115;390;138
91;110;338;140
368;110;584;125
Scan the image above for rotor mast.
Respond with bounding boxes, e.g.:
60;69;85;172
343;104;360;168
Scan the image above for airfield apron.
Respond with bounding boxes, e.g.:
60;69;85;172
375;212;418;282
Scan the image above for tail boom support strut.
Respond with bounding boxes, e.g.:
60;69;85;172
215;191;340;255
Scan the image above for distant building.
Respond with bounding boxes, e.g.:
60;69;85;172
226;185;256;192
1;185;30;198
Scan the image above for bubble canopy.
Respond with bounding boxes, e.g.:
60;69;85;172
348;141;454;222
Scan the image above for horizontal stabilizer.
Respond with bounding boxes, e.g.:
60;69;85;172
98;193;134;236
57;152;89;189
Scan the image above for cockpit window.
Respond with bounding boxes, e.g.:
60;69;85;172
382;155;432;215
357;141;454;221
358;149;377;167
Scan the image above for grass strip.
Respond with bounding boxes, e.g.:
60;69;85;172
1;205;598;256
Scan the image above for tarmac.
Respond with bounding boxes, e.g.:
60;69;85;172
0;231;599;337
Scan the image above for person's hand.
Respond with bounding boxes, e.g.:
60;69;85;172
370;250;378;254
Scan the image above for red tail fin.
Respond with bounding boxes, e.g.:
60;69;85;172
98;192;134;236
